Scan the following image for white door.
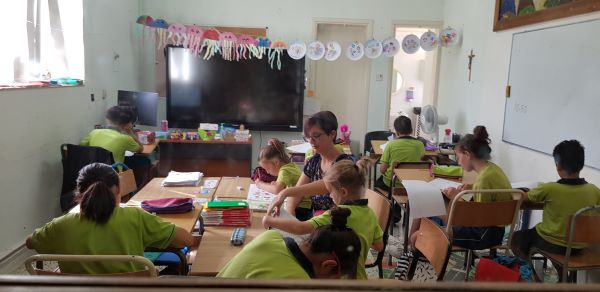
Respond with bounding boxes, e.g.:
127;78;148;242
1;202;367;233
312;22;370;154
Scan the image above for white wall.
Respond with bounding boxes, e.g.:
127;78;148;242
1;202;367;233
0;0;141;258
139;0;444;153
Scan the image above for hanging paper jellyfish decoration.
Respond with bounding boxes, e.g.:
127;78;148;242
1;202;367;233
167;23;187;47
185;25;204;57
268;40;287;70
237;35;258;60
255;37;271;59
136;15;154;47
150;19;169;49
201;29;221;60
219;32;238;61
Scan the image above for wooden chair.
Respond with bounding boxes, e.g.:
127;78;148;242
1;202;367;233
25;254;158;277
364;189;393;278
529;205;600;283
407;218;452;281
446;189;524;280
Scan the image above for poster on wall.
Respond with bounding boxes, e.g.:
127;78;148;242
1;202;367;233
493;0;600;31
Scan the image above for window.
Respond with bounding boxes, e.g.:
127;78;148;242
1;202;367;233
0;0;84;89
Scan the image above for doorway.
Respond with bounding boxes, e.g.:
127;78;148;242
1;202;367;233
311;20;371;154
387;25;441;132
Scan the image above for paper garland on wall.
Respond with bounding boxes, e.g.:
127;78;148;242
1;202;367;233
136;16;461;70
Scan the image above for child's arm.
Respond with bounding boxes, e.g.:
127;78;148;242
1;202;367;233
371;240;384;252
25;235;34;250
169;226;197;248
256;180;285;195
262;215;314;235
267;177;327;216
379;162;389;174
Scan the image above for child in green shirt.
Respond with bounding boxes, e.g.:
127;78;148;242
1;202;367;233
254;138;309;220
511;140;600;260
26;163;195;274
375;116;425;192
218;208;362;279
263;158;384;280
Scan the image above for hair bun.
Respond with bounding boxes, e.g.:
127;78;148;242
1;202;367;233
472;125;490;143
329;207;351;229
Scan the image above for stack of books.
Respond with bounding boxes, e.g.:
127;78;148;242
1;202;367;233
202;201;251;227
161;171;203;187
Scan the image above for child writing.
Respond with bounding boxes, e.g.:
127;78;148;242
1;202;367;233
375;115;425;192
254;139;311;218
263;159;384;280
26;163;195;274
511;140;600;260
217;207;362;279
409;126;512;250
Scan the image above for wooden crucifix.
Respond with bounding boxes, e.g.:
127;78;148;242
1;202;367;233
468;49;476;81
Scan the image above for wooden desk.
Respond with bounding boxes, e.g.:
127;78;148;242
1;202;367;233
190;212;265;276
141;140;158;155
213;177;252;200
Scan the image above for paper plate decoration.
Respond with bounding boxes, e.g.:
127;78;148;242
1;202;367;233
364;39;383;59
255;37;271;59
346;41;364;61
201;29;221;60
167;23;187;47
237;35;258;60
402;34;420;54
324;41;342;61
268;40;287;70
149;19;169;49
136;15;154;46
420;31;439;51
219;32;238;61
287;41;307;60
440;27;459;47
382;37;400;57
307;41;326;60
185;25;204;56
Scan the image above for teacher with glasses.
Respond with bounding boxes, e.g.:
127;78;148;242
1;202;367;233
267;111;354;221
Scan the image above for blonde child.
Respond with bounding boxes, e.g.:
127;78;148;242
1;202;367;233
263;158;384;280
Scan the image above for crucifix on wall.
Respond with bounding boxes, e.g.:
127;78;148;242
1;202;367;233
468;49;475;82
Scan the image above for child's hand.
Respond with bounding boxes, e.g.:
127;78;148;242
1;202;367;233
267;192;286;217
261;215;272;230
442;184;466;199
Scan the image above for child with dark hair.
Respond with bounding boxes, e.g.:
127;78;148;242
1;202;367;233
263;158;383;279
375;115;425;192
409;126;512;250
81;106;142;164
26;163;194;274
217;207;362;279
511;140;600;260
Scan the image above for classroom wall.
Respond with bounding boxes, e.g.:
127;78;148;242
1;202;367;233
138;0;445;156
0;0;141;258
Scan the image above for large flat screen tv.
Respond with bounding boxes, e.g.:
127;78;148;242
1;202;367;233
166;46;305;131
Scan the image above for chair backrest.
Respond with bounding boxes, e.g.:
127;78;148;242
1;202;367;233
393;161;433;170
446;189;524;240
25;254;157;277
567;205;600;245
414;218;451;277
364;131;393;154
366;189;392;233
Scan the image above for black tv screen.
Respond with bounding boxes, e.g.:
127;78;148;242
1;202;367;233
166;46;305;131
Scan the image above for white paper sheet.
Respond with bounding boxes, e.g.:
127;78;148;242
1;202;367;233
428;178;461;190
203;179;219;189
247;184;277;211
511;181;541;190
402;180;447;218
286;142;312;154
379;142;388;151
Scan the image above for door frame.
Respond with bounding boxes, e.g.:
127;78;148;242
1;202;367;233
385;20;443;129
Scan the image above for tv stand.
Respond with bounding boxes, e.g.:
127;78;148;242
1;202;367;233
157;139;252;177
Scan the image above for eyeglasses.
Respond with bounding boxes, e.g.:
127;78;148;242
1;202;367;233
303;132;325;142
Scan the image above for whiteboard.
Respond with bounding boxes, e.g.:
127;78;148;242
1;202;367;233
503;19;600;170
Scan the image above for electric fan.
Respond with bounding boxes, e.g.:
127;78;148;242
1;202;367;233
414;105;448;144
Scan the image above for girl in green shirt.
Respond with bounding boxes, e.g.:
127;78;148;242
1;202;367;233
263;158;384;279
26;163;195;274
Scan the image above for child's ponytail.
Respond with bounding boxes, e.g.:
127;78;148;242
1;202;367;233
258;138;291;164
324;157;373;195
75;163;119;224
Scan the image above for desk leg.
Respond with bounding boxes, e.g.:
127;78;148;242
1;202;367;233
403;205;410;253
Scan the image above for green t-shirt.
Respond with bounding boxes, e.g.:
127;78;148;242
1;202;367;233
308;202;384;280
217;230;310;279
529;180;600;248
81;129;140;163
380;137;425;187
472;162;512;202
30;207;176;274
277;162;311;209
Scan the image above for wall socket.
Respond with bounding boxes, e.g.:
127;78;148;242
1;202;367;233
90;93;95;102
102;89;107;100
376;73;384;81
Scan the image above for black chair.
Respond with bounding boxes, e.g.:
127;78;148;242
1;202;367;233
60;144;114;212
363;131;394;155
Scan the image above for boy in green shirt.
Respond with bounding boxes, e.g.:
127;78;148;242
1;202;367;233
511;140;600;259
375;116;425;192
